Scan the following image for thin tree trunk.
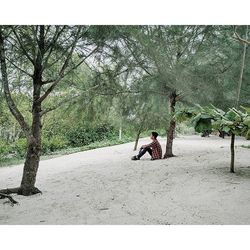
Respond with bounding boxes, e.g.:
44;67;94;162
230;26;248;173
164;90;177;158
230;134;235;173
134;131;141;151
119;126;122;140
235;25;248;108
133;114;146;151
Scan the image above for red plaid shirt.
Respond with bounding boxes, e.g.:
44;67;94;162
146;139;162;160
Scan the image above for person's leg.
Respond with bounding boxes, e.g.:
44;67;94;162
146;147;152;157
137;147;152;159
132;147;152;160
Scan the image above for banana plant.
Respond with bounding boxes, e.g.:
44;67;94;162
175;105;250;173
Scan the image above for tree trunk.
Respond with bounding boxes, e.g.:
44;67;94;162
119;126;122;140
164;91;177;158
18;32;44;195
134;131;141;151
235;25;248;108
230;133;235;173
18;133;42;195
18;26;45;195
19;81;43;195
229;26;248;174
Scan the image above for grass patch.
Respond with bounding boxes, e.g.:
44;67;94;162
242;145;250;149
0;157;25;168
0;137;133;168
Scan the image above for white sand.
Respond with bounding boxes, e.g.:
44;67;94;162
0;135;250;225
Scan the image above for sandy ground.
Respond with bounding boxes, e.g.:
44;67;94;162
0;135;250;225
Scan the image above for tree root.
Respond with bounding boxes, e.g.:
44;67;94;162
163;154;176;159
18;187;42;196
0;187;20;195
0;192;19;206
0;186;42;197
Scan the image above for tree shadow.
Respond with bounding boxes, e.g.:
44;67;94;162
234;166;250;179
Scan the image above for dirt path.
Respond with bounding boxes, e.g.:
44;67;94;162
1;135;250;224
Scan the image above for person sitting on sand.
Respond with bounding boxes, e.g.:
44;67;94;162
131;131;162;160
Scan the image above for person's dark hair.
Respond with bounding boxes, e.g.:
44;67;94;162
152;131;159;139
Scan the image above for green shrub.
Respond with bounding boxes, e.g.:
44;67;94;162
14;138;28;157
66;127;95;146
42;136;68;153
50;136;68;151
95;123;116;138
42;137;50;154
66;123;116;147
176;123;195;135
8;136;68;158
0;139;12;159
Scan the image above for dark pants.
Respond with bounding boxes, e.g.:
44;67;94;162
137;147;152;159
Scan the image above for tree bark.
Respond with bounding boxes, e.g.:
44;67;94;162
164;90;177;158
230;133;235;173
19;118;42;196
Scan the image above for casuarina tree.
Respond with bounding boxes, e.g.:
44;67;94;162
0;25;100;195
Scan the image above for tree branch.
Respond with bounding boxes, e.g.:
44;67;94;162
38;45;99;103
123;37;153;76
43;25;67;69
40;82;103;116
233;26;250;45
95;88;169;97
11;26;35;65
40;94;80;116
6;57;33;78
0;27;31;138
41;79;54;85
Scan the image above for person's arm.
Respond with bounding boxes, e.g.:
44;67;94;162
141;141;155;148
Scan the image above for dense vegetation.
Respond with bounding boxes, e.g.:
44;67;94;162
0;25;250;196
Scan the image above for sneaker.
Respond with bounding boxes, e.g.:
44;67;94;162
131;156;139;160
